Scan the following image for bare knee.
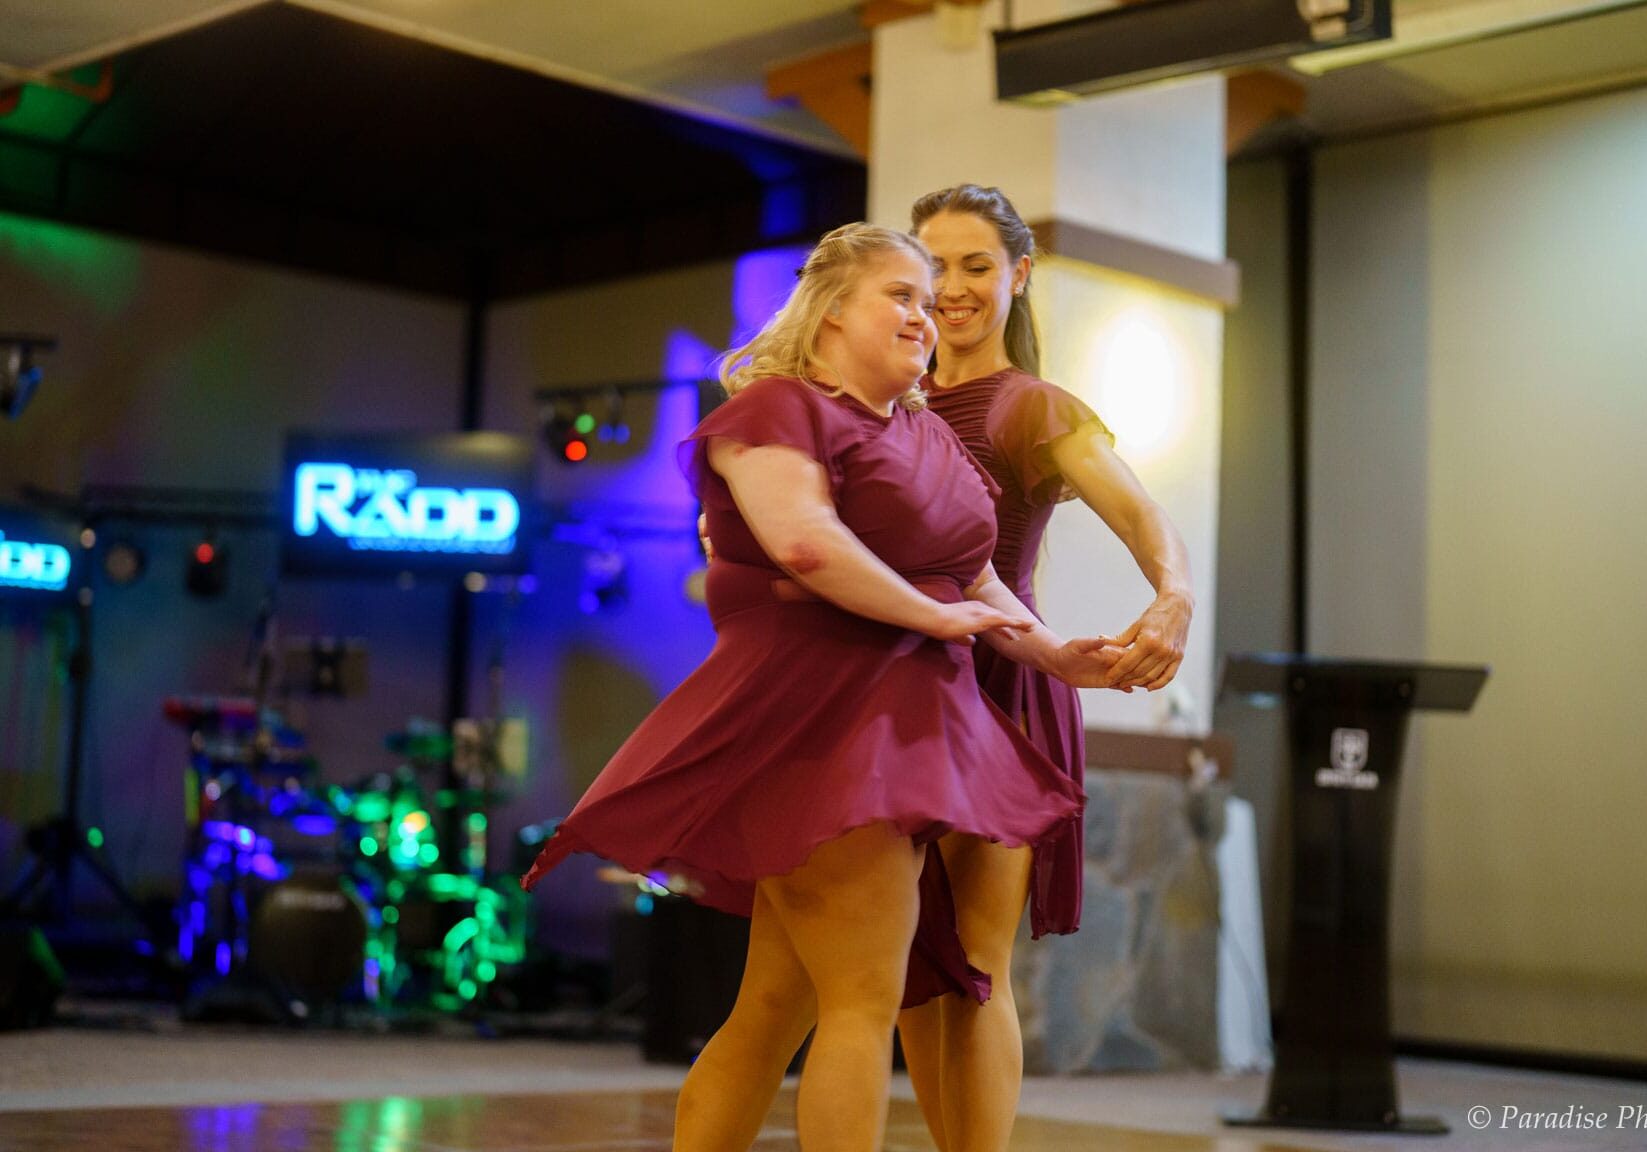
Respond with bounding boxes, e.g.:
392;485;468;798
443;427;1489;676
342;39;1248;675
817;993;902;1040
725;982;815;1048
962;932;1017;983
813;963;907;1032
941;836;1032;978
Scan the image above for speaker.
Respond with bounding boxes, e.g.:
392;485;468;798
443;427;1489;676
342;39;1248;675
641;898;749;1064
0;924;66;1030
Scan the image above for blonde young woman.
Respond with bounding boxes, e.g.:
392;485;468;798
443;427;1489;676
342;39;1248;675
682;190;1194;1152
521;223;1120;1152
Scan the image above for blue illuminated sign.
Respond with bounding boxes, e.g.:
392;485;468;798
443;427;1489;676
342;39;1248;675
0;509;76;600
293;464;520;555
281;433;532;577
0;530;71;591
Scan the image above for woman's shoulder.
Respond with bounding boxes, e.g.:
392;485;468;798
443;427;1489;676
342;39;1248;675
933;367;1073;414
993;369;1102;423
730;375;820;404
994;368;1071;402
712;376;841;426
736;375;872;423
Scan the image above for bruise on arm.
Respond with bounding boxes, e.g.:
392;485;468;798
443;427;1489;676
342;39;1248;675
783;539;826;574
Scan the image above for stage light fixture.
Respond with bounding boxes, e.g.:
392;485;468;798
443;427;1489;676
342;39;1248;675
102;540;147;587
1;334;56;420
185;534;229;598
567;407;595;461
539;397;591;464
535;381;681;463
597;389;630;445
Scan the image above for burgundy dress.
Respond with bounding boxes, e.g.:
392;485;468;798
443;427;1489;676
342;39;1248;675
924;367;1112;939
520;376;1083;1006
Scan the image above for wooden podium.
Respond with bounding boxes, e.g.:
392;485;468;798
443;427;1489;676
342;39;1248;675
1221;654;1488;1135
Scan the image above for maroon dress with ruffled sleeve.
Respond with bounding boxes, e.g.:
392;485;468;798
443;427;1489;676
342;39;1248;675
520;375;1083;1006
924;367;1113;939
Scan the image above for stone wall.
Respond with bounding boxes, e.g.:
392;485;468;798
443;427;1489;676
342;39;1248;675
1014;769;1226;1073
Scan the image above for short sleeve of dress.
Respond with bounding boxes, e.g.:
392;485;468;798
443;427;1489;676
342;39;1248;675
676;376;840;500
990;377;1114;506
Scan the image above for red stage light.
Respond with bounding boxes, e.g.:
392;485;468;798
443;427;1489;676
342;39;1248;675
563;441;588;462
186;536;228;598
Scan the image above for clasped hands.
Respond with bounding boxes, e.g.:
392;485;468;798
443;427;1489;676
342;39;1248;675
699;514;1186;693
984;592;1190;694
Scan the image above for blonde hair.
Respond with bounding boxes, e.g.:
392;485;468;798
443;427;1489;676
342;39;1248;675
718;223;930;411
911;184;1041;377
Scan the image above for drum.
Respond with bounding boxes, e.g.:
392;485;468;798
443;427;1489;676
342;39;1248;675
248;872;368;1006
375;872;526;1008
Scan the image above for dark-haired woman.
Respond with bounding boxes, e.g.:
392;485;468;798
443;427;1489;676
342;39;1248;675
899;184;1193;1152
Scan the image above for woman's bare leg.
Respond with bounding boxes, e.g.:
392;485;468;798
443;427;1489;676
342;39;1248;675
934;834;1035;1152
762;822;923;1152
897;997;949;1152
673;886;817;1151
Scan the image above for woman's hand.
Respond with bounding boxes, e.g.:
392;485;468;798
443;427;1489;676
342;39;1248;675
1051;426;1195;694
1097;591;1191;692
697;512;714;562
925;601;1036;644
1047;636;1127;688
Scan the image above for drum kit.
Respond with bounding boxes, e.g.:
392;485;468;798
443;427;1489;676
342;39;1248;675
163;695;526;1019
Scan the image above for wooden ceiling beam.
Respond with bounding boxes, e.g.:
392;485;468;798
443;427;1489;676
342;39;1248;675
765;40;873;100
765;40;874;159
858;1;934;30
1226;68;1307;155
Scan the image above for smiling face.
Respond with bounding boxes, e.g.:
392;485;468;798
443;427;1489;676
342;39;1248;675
916;209;1029;368
817;248;937;408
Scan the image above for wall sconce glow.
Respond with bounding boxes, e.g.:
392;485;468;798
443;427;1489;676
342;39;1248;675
1092;311;1185;458
293;464;520;554
0;530;72;591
